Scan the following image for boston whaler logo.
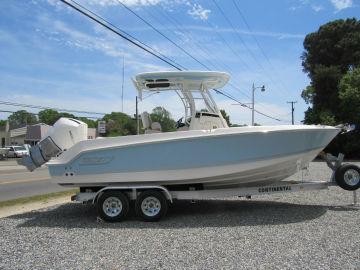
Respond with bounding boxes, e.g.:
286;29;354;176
80;156;113;165
258;186;292;193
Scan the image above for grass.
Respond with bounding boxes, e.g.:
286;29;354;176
0;189;78;208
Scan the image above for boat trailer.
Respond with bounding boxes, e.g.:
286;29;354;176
72;153;359;222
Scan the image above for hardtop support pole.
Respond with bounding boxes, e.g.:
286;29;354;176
136;96;139;135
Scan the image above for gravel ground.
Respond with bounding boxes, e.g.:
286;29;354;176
0;162;359;270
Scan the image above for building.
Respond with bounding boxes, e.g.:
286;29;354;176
25;123;52;146
9;126;27;145
87;128;96;140
0;121;10;147
8;123;50;146
1;122;97;146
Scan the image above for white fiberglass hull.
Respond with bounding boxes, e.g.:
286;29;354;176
47;125;340;188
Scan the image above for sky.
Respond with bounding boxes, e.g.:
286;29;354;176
0;0;359;125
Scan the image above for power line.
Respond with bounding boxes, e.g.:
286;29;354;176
150;5;286;119
117;0;211;70
164;2;285;116
60;0;286;123
0;108;101;119
71;0;250;101
145;2;253;100
0;100;105;116
142;3;285;119
60;0;184;71
214;89;285;122
142;2;219;71
210;0;261;69
213;89;284;122
231;0;294;98
153;4;243;74
0;110;18;114
210;0;292;100
205;20;251;71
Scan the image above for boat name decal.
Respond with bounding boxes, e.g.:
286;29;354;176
79;157;113;165
258;186;292;193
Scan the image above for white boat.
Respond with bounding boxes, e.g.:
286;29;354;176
21;71;340;189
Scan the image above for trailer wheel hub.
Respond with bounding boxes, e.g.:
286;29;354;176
103;197;123;217
344;169;360;186
141;196;161;217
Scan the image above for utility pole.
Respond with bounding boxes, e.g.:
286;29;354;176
252;83;265;126
287;101;297;125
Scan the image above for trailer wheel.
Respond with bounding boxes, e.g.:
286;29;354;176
135;190;168;222
335;164;360;191
97;191;129;222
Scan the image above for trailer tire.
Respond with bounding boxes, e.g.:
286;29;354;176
335;164;360;191
135;190;168;222
97;191;129;222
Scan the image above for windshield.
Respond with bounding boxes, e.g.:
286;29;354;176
14;146;26;151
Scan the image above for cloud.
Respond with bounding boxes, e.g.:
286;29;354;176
37;18;173;69
187;3;211;20
123;24;304;40
311;4;324;12
39;20;126;58
183;25;304;40
289;1;324;12
330;0;353;11
289;5;301;11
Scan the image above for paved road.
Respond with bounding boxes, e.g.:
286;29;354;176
0;159;68;201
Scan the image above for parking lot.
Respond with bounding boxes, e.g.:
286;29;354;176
0;162;359;269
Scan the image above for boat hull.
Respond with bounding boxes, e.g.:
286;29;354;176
47;126;340;188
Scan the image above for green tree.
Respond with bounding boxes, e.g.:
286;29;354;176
230;123;247;127
220;109;231;126
8;110;37;129
38;109;97;127
103;112;137;136
78;117;97;128
58;112;76;119
300;18;360;157
150;107;176;132
0;120;7;127
301;18;360;125
220;109;248;127
38;109;77;125
301;85;315;105
38;109;60;125
334;67;360;158
302;18;360;77
338;67;360;126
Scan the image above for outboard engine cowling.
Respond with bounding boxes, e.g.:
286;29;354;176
20;118;88;171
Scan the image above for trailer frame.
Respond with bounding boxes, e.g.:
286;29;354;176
71;153;359;221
